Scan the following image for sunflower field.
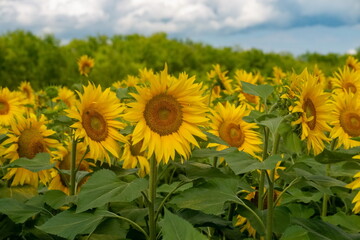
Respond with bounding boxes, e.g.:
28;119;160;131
2;32;360;240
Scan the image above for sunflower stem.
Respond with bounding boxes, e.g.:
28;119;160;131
266;133;280;240
322;139;336;217
69;137;77;196
148;155;158;240
259;127;269;210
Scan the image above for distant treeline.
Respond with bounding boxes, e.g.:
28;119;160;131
1;30;359;89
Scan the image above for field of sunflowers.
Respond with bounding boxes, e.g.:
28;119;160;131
2;36;360;239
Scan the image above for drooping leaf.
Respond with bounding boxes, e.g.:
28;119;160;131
315;148;358;164
280;225;310;240
37;209;112;240
76;169;148;213
4;153;55;172
225;151;281;175
241;81;274;99
159;208;207;240
170;178;240;215
323;212;360;233
0;198;42;223
44;190;69;209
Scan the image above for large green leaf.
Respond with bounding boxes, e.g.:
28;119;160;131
315;148;358;164
241;81;274;99
159;208;207;240
258;116;284;136
4;153;55;172
191;147;237;158
76;169;148;213
44;190;73;209
87;218;129;240
291;218;354;240
284;132;302;154
323;212;360;233
225;151;281;175
170;178;240;215
178;208;232;229
37;209;112;240
280;225;310;240
0;198;42;223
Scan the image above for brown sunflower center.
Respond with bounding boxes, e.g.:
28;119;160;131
303;98;316;130
0;100;10;115
219;122;245;147
82;109;108;142
340;111;360;137
18;128;46;159
143;94;183;136
344;82;357;94
130;140;144;156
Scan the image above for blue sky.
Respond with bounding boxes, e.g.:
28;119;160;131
1;0;360;56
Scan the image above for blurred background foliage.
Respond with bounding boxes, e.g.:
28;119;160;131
1;30;359;89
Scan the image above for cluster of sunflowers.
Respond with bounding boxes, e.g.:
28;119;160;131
1;54;360;239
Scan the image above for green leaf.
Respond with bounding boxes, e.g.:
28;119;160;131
178;209;232;229
87;218;129;240
4;153;55;172
273;206;291;234
37;209;111;240
323;212;360;233
225;151;281;175
116;87;132;99
159;208;207;240
258;116;284;136
280;225;310;240
76;169;148;213
203;131;230;146
291;218;354;240
191;147;237;158
44;190;69;209
241;81;274;99
170;178;240;215
0;198;42;223
284;132;302;154
315;148;358;164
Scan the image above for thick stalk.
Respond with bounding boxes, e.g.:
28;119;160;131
148;156;158;240
266;133;280;240
69;138;77;196
259;127;269;210
321;139;336;217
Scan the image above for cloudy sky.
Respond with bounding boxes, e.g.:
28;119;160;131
1;0;360;55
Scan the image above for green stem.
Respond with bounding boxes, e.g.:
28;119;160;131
148;156;158;240
236;197;266;234
154;181;189;222
321;139;336;217
108;212;149;239
266;133;280;240
69;138;77;196
213;156;218;168
274;177;300;207
259;127;269;210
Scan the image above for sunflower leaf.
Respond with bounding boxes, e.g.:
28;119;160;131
76;169;148;213
203;131;230;146
0;198;42;223
4;153;55;172
37;209;112;240
241;81;274;99
315;148;358;164
258;116;285;136
169;178;240;215
159;208;208;240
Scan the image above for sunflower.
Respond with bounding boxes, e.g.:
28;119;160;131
313;64;327;89
234;69;260;110
208;102;262;157
113;75;140;89
121;135;150;177
346;56;360;71
53;87;77;108
292;69;331;155
0;87;24;126
271;66;287;85
66;82;126;165
330;93;360;149
331;66;360;96
208;64;234;100
124;66;208;164
139;67;156;83
48;142;93;195
78;55;95;77
281;71;304;100
346;170;360;213
18;81;35;106
2;114;60;186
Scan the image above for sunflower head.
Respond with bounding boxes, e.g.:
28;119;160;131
66;82;126;165
78;55;95;77
346;56;360;71
53;87;76;108
208;102;262;157
124;66;208;163
0;87;25;126
331;66;360;96
2;114;60;186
